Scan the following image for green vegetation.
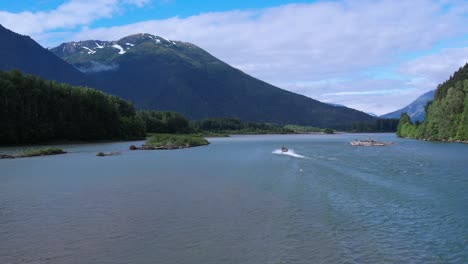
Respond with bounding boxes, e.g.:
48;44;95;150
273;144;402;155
191;118;293;134
137;110;190;134
196;131;230;137
19;147;66;157
283;124;337;133
351;119;400;132
283;125;323;133
143;134;209;149
0;70;146;145
397;64;468;142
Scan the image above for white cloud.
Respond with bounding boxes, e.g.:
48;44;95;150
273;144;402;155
124;0;152;8
69;0;468;79
1;0;468;114
399;47;468;83
0;0;152;35
281;78;420;115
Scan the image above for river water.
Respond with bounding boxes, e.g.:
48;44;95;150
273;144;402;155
1;134;467;263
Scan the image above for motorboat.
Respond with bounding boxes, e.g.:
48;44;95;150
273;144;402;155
349;139;393;146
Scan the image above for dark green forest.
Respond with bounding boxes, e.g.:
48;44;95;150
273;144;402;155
0;70;146;145
397;64;468;142
191;117;294;134
137;110;191;134
0;68;401;146
351;119;400;133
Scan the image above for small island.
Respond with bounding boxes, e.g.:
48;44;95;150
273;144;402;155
130;134;209;150
1;147;67;159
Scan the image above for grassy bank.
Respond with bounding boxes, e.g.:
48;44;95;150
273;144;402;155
142;134;209;149
19;148;66;157
0;147;69;159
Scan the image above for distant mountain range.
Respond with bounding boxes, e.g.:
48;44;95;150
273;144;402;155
381;90;435;122
0;25;376;129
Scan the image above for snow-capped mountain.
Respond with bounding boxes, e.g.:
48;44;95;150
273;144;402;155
49;33;376;128
48;33;376;128
52;34;180;58
49;33;199;74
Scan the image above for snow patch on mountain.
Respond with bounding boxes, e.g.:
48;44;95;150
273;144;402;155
95;42;104;49
160;36;169;42
112;44;126;54
82;46;96;55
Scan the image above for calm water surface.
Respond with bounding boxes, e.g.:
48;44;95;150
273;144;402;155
1;134;467;264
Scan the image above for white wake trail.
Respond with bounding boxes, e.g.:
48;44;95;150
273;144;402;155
272;149;306;158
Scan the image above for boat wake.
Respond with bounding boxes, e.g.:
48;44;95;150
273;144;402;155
272;149;306;158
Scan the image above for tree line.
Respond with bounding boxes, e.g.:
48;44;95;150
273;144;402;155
0;70;403;146
136;110;191;134
190;117;294;134
397;64;468;141
351;119;400;133
0;70;146;145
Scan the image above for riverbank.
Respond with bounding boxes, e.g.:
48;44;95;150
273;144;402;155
400;136;468;144
0;147;66;159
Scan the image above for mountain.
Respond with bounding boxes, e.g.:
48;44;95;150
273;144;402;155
397;64;468;142
326;102;346;108
50;33;375;129
0;25;87;86
381;90;435;122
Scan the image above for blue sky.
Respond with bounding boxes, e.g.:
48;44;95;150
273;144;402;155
1;0;468;114
0;0;315;25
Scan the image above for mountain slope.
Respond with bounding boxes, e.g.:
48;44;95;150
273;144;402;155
0;25;86;86
397;64;468;142
51;33;375;129
381;90;434;122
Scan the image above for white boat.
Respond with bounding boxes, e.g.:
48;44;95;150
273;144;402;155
349;139;392;146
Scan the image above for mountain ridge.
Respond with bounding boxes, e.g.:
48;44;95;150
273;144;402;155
0;24;87;86
50;33;376;129
0;25;377;129
381;90;435;122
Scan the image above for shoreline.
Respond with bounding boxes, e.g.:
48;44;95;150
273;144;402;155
401;136;468;144
0;138;146;148
0;132;399;149
1;148;67;159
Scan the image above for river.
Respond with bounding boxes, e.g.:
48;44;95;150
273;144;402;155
1;134;467;263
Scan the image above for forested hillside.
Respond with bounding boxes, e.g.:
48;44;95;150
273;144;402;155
397;64;468;142
50;33;376;130
0;25;87;86
0;70;146;145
